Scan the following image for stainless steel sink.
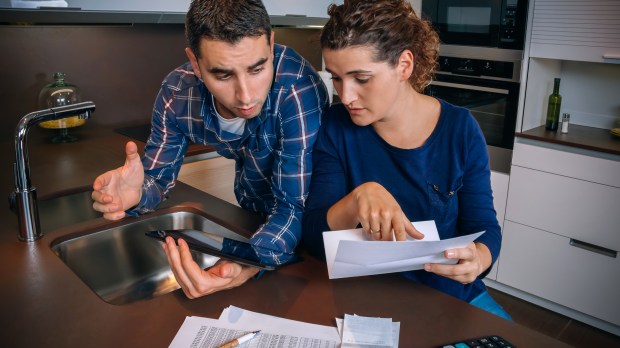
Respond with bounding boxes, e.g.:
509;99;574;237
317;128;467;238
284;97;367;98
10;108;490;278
50;208;249;305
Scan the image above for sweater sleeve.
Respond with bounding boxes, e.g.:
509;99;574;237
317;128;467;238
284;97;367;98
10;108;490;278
457;116;502;267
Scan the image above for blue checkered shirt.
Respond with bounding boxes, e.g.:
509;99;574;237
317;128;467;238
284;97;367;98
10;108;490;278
131;44;328;264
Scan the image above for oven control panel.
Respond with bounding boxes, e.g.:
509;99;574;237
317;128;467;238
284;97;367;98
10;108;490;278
437;56;514;80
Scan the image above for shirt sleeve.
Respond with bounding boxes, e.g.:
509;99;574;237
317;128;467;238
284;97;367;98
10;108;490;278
249;74;328;265
457;116;502;268
301;108;348;260
126;84;189;216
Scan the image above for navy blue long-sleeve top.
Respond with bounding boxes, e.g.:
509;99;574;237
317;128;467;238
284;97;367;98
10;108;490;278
302;100;501;302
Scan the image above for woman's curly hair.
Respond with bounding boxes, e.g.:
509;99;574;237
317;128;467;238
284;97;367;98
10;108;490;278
320;0;439;93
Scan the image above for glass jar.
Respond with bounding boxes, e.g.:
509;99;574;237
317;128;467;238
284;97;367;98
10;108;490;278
38;72;85;142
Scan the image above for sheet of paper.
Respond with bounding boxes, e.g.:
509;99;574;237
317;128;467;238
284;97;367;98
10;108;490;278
323;221;484;279
336;316;400;348
219;305;340;342
169;315;338;348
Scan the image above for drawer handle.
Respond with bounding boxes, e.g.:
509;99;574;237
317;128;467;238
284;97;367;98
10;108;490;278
569;239;617;258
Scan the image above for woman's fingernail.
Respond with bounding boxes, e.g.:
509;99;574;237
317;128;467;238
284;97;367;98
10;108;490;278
424;264;431;271
446;251;456;258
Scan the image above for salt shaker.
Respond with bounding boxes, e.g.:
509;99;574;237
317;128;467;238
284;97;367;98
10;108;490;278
561;113;570;134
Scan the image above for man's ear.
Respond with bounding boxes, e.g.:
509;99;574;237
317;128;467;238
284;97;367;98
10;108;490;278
185;47;202;80
397;49;414;82
269;31;275;56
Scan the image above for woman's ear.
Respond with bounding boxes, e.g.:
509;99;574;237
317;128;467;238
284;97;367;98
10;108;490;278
397;50;414;82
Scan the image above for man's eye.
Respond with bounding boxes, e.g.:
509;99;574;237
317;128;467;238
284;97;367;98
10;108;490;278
250;67;264;74
331;76;342;82
216;75;231;81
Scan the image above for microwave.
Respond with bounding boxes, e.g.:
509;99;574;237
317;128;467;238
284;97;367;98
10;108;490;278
421;0;528;50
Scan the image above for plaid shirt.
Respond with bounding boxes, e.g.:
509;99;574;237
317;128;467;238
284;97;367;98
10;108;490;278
132;44;328;264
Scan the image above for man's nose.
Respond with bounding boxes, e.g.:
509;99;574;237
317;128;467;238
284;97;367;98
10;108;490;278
236;76;252;105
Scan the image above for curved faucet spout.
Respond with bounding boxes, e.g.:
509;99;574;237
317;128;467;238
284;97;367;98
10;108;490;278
13;101;96;242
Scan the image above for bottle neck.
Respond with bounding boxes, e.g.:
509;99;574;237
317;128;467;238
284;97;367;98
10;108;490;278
553;79;561;94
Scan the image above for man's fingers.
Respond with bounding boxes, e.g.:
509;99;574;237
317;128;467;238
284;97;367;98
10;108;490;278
125;141;140;161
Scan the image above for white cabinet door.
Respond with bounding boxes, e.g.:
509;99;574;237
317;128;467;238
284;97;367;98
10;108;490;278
487;171;509;280
529;0;620;64
497;221;620;326
506;165;620;251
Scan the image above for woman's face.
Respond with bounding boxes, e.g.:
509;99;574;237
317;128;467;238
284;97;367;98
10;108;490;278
323;46;409;126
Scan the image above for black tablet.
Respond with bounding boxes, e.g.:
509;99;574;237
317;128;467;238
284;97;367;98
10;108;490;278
146;229;285;270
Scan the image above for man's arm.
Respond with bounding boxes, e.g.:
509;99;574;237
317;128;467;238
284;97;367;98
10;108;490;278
126;84;190;216
249;74;329;264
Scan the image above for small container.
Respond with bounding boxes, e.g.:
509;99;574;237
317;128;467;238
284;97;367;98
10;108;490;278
38;72;85;142
561;113;570;134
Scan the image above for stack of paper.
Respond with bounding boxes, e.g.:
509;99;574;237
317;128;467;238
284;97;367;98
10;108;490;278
168;306;340;348
336;314;400;348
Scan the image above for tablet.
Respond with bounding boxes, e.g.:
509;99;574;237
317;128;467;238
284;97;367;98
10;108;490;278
146;229;284;270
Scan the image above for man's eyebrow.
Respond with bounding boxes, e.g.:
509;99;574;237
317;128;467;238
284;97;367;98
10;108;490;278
207;57;269;75
248;57;268;70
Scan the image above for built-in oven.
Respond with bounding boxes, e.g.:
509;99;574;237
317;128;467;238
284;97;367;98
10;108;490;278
421;0;527;50
425;47;522;173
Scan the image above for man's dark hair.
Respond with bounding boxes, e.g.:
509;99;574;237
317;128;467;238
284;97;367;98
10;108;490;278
186;0;272;58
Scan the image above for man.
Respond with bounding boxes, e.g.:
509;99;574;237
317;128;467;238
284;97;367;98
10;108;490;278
91;0;328;298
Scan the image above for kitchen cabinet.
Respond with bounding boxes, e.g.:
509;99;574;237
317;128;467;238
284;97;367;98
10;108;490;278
486;170;509;281
495;138;620;331
529;0;620;64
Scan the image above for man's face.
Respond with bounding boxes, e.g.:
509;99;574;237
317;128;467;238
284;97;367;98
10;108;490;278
186;33;275;120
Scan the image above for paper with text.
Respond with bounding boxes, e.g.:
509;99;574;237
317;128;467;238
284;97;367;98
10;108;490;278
323;221;484;279
219;306;340;342
169;315;338;348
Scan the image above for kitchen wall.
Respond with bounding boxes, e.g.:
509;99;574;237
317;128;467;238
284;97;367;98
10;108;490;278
0;23;321;142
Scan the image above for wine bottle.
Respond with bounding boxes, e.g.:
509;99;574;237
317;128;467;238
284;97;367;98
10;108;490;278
545;78;562;131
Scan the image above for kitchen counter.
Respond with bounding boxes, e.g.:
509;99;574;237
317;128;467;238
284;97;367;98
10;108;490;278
0;123;569;347
517;124;620;156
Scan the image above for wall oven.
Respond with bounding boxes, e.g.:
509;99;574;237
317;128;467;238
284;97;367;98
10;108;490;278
425;47;522;173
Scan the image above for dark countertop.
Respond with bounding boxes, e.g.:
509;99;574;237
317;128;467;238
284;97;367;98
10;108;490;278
517;124;620;156
0;124;569;347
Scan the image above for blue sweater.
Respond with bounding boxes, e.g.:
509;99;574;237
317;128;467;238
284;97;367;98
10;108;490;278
302;100;501;302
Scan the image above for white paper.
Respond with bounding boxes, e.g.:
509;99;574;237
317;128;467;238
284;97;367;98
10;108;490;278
323;221;485;279
169;314;338;348
336;316;400;348
219;306;340;342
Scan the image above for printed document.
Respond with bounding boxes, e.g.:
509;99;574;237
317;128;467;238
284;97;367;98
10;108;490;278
323;221;485;279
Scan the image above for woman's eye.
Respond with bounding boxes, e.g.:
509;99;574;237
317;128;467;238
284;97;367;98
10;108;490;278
356;78;370;84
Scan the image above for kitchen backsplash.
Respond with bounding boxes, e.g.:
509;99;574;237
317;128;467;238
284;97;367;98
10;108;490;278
0;23;321;142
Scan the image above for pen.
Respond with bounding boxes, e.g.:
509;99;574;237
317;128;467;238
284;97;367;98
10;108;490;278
219;330;260;348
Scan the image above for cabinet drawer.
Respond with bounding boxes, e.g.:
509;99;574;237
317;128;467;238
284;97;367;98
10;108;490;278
506;165;620;251
512;142;620;188
497;221;620;326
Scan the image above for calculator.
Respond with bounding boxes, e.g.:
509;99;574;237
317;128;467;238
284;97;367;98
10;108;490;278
440;335;516;348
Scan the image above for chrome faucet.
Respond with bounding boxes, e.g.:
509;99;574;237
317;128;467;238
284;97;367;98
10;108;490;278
12;101;96;242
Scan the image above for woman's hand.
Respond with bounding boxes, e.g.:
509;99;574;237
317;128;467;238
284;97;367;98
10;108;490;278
424;242;492;284
162;237;259;298
346;182;423;241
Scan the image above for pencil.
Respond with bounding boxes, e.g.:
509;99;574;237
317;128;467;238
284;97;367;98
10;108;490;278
218;330;260;348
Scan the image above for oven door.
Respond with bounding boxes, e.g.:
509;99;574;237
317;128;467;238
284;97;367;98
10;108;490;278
435;0;502;47
425;75;519;150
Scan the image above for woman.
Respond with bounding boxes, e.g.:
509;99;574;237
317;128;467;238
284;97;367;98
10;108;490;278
302;0;511;319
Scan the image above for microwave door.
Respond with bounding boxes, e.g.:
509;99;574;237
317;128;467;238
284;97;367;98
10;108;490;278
436;0;502;47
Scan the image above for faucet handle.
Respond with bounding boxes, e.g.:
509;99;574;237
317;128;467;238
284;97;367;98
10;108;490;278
8;191;17;215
